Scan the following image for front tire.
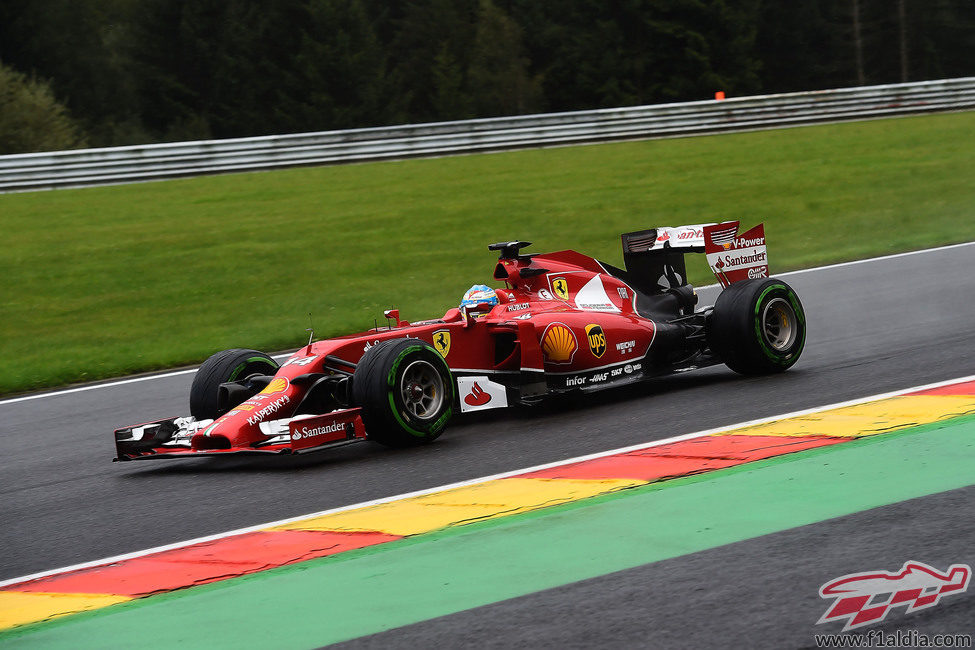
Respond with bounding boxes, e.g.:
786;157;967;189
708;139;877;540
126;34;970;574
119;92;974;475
708;278;806;375
352;339;454;447
190;348;279;420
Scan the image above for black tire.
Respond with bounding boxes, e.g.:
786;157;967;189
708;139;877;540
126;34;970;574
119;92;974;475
190;348;279;420
708;278;806;375
352;338;454;447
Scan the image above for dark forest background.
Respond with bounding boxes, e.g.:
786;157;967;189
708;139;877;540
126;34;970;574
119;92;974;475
1;0;972;153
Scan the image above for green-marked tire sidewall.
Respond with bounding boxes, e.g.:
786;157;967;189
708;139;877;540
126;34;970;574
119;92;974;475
752;284;805;364
190;349;278;419
385;345;453;439
709;278;806;375
353;339;453;446
228;356;277;382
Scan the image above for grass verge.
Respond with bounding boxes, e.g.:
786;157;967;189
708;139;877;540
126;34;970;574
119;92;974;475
2;111;974;394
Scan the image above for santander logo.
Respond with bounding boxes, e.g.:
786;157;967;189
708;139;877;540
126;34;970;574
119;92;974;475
464;382;492;407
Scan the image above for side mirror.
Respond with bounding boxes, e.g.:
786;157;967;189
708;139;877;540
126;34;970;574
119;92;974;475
383;309;408;328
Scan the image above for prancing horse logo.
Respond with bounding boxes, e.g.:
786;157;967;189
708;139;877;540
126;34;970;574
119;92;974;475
552;277;569;300
433;330;451;357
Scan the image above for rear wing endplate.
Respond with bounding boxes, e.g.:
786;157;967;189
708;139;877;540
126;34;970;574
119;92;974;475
702;221;768;287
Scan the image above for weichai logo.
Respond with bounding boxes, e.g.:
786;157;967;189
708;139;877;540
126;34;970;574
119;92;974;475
585;324;606;358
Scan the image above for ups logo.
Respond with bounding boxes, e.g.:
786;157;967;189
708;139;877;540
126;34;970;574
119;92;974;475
585;324;606;358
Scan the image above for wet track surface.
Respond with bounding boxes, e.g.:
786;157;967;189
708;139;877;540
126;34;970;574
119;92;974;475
336;485;975;649
2;243;974;643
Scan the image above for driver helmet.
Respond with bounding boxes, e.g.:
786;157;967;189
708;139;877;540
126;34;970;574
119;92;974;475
460;284;499;315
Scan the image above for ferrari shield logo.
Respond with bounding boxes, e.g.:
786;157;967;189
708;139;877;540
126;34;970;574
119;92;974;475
552;277;569;300
585;324;606;358
433;330;451;358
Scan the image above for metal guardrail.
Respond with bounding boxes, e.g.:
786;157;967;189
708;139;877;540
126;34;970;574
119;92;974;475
2;77;973;192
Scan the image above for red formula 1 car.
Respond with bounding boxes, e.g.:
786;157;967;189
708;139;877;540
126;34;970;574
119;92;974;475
114;221;806;461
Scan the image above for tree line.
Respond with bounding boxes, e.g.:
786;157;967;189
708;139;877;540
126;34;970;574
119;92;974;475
1;0;972;153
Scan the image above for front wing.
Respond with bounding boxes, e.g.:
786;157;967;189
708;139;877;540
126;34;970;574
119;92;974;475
114;408;367;461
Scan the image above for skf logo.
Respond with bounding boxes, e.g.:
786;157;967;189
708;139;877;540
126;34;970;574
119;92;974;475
818;561;971;631
432;330;451;358
585;324;606;358
552;277;569;300
540;322;577;364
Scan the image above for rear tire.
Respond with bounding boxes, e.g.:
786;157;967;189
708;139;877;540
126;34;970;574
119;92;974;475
352;339;453;447
708;278;806;375
190;349;279;419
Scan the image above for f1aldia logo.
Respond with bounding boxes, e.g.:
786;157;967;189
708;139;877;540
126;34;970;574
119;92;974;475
817;560;971;631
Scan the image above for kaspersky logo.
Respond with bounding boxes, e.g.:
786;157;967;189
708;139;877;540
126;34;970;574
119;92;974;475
817;561;971;631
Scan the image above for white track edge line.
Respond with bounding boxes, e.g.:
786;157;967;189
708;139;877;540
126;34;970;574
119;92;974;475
774;240;975;277
2;240;973;408
0;353;294;406
2;372;973;590
692;239;975;292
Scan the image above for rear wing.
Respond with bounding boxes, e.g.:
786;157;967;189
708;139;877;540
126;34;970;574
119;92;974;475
702;221;768;287
620;221;768;291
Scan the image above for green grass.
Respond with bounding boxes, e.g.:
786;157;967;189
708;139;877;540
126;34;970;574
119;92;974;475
2;112;974;395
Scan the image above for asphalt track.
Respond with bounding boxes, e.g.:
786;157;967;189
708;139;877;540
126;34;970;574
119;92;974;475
2;243;975;643
337;483;975;649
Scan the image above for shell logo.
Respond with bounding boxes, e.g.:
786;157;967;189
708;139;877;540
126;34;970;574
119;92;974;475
541;322;577;364
259;377;289;395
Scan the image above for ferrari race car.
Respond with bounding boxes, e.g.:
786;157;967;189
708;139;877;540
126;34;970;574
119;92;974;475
114;221;805;461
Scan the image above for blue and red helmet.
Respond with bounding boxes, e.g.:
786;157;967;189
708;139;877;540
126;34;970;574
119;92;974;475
460;284;499;313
